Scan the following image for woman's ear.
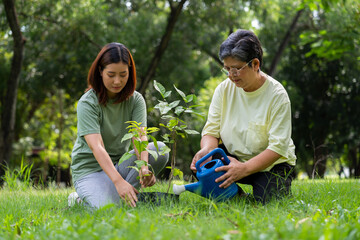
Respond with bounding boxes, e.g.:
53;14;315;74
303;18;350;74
252;58;260;72
99;67;103;77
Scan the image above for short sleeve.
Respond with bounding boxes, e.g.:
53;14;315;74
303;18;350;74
77;100;101;137
132;92;147;127
267;101;292;158
202;84;223;138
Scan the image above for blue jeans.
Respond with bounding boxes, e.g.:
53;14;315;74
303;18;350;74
74;142;169;208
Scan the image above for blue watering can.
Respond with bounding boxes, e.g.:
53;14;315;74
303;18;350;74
173;148;238;201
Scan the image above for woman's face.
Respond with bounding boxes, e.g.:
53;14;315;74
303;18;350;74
100;62;129;98
223;56;258;92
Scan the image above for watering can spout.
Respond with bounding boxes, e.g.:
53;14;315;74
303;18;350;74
173;182;202;195
173;184;185;195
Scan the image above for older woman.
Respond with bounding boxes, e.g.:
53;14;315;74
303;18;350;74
191;30;296;203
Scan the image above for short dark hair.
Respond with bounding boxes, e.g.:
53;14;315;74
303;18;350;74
219;30;263;68
87;42;137;105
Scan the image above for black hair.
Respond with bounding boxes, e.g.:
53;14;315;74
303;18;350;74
219;30;263;68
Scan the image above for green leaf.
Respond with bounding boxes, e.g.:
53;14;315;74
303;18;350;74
146;149;159;161
307;1;318;11
121;133;134;142
118;152;134;164
174;106;185;116
185;94;194;103
133;140;143;152
189;104;202;108
173;167;184;180
154;80;166;98
176;132;186;138
162;134;170;142
161;115;173;119
168;119;179;128
127;166;140;172
169;100;180;109
154;101;172;115
185;129;200;135
175;126;182;131
174;85;186;101
160;145;171;155
134;160;148;168
147;127;160;134
148;135;159;150
164;91;172;98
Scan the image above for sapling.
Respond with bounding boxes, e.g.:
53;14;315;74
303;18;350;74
118;121;170;187
153;80;203;193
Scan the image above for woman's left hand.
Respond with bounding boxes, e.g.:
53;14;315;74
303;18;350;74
214;156;250;189
139;167;156;188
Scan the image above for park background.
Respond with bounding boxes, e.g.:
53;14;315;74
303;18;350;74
1;0;359;186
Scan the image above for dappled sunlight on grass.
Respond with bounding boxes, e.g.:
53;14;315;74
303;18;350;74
1;179;359;239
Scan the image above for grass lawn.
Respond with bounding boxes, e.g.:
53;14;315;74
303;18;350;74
0;179;359;240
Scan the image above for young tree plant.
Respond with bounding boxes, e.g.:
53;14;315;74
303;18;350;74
153;80;202;193
118;121;170;187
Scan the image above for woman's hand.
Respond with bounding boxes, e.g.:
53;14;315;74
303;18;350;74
139;166;156;188
214;156;250;189
190;147;212;173
215;149;281;188
190;135;219;173
114;179;139;207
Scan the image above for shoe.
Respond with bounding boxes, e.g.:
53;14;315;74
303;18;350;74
68;192;82;207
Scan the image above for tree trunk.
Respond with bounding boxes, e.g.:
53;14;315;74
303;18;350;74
311;142;328;178
56;89;64;185
0;0;26;183
138;0;187;95
267;9;304;76
348;146;360;178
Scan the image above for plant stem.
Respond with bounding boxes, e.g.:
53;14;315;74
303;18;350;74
166;131;177;193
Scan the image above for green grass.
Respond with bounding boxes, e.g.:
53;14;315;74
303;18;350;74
0;179;359;240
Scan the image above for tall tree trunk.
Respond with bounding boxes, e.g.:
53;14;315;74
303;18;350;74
0;0;26;183
348;146;360;178
138;0;187;95
312;145;328;178
311;139;328;178
56;89;64;185
267;9;304;76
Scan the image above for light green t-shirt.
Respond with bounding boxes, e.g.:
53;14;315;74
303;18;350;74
71;89;147;183
202;76;296;171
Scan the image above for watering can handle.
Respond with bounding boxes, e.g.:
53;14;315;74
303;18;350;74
195;148;230;173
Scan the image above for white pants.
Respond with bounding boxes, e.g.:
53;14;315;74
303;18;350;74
74;142;169;208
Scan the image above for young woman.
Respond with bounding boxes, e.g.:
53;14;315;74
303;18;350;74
191;30;296;204
70;43;168;208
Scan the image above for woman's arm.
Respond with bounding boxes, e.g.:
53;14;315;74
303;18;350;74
84;133;139;207
215;149;281;188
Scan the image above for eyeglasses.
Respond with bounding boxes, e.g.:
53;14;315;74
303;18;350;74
221;59;254;76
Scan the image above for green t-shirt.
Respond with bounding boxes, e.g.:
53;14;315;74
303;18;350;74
71;89;147;183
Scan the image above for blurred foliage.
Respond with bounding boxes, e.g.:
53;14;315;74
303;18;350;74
1;0;359;181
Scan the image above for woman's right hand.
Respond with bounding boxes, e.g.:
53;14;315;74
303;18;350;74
190;147;212;173
114;179;139;207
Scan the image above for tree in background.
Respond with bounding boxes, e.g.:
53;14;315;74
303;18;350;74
0;0;359;182
272;0;360;177
1;0;25;184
